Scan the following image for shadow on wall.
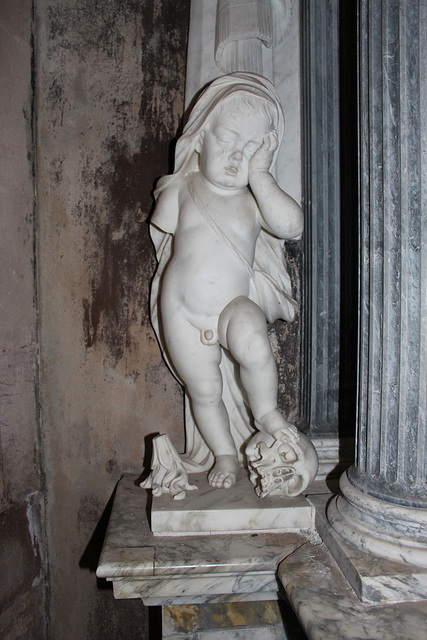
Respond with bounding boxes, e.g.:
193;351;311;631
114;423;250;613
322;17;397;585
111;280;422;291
79;483;117;581
79;479;161;638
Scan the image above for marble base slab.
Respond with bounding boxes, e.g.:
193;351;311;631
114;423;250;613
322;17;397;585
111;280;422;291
140;592;282;608
151;471;313;536
312;495;427;604
279;541;427;640
111;570;281;604
96;476;311;606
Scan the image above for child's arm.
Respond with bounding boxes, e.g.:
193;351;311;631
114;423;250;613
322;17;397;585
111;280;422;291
249;133;303;239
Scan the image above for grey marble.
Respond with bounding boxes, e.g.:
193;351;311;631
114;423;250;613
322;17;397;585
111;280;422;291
97;476;313;605
97;478;427;636
327;474;427;571
151;471;313;535
313;495;427;604
300;0;341;438
322;0;427;572
140;592;283;608
279;541;427;640
353;0;427;510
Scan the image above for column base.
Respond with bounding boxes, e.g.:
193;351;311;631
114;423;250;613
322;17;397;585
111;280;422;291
313;473;427;603
331;473;427;567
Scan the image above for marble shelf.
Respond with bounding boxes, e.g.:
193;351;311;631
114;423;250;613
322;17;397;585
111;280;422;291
96;475;314;606
97;476;427;638
279;541;427;640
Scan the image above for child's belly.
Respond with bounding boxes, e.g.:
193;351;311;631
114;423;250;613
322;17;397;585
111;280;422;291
161;255;251;328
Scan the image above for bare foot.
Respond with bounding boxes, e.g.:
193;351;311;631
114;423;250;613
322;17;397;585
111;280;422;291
208;455;239;489
258;409;299;443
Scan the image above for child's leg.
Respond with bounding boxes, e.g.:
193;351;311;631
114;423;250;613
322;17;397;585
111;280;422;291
162;310;238;488
218;296;298;442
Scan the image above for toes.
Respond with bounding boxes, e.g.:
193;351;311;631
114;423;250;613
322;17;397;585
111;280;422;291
222;475;234;489
208;470;236;489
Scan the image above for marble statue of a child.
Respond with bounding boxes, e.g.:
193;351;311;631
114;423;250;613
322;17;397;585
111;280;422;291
149;73;315;494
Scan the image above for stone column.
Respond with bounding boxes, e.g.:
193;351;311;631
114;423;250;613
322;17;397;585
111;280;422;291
327;0;427;568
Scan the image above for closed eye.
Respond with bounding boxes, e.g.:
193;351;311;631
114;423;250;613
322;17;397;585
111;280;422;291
217;136;233;145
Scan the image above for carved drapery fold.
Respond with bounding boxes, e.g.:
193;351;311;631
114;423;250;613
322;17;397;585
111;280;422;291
215;0;290;74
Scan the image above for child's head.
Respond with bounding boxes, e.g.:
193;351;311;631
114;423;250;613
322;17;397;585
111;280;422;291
154;73;284;198
196;94;276;191
214;93;278;129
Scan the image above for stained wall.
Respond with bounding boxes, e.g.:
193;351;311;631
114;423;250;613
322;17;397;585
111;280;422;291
36;0;189;638
0;1;48;638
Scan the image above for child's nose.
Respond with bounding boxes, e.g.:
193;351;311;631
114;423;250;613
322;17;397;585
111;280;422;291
229;148;243;162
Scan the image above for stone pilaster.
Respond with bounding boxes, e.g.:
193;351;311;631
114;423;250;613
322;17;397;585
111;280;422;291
327;0;427;569
300;0;341;436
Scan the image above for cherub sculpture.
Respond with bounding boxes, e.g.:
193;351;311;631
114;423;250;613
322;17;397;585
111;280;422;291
146;73;318;498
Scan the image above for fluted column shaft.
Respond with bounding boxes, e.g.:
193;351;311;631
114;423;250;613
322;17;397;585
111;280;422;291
329;0;427;567
351;0;427;509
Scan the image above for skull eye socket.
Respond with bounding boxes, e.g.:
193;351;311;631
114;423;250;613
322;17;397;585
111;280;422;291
273;467;294;478
279;447;297;463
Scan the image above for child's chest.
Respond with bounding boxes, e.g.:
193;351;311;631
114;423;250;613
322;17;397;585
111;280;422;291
178;187;260;248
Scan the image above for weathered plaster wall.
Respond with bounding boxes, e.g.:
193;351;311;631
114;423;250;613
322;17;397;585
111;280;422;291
36;0;189;638
0;1;48;638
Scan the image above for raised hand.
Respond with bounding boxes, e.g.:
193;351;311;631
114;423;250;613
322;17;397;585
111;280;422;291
248;130;278;177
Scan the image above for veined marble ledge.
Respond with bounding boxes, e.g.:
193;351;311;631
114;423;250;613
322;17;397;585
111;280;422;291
279;542;427;640
96;474;320;606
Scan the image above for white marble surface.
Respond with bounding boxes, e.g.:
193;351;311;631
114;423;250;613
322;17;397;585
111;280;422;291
185;0;220;110
151;470;313;535
312;495;427;604
97;477;427;636
163;626;287;640
150;73;311;497
279;541;427;640
96;475;311;605
185;0;301;204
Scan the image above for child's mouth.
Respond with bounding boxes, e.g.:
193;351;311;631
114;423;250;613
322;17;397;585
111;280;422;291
225;166;238;176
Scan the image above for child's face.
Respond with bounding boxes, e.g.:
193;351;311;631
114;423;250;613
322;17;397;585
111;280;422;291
197;100;273;192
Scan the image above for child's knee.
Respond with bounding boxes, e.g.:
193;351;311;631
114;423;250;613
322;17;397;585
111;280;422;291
220;297;270;366
187;376;222;406
237;331;272;369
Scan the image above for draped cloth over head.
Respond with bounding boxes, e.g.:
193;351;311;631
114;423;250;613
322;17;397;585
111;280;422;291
150;72;298;472
154;72;285;200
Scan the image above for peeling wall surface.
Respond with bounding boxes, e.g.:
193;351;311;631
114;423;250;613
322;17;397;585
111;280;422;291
35;0;189;638
0;0;48;638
